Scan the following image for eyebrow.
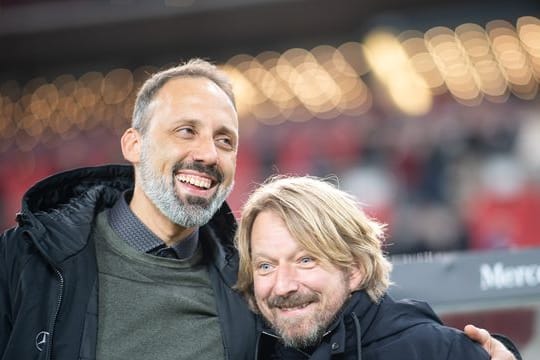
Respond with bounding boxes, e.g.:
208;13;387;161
251;253;269;261
174;118;238;137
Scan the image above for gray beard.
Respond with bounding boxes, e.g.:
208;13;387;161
138;142;233;228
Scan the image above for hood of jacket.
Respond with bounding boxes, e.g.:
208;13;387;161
15;164;238;273
344;291;442;346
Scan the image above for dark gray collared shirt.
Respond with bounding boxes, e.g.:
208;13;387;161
107;190;199;260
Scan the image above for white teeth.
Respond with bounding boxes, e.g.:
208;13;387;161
176;174;212;189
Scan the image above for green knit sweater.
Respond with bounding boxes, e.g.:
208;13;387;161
93;211;225;360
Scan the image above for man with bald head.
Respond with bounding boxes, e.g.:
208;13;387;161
0;59;256;360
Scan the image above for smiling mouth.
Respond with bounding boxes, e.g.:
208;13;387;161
175;174;213;189
276;302;312;312
269;293;319;312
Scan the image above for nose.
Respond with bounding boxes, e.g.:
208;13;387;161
192;136;219;165
272;264;300;296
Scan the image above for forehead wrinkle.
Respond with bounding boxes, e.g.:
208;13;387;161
251;242;306;263
146;98;238;135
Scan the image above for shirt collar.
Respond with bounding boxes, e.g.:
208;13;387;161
108;190;199;259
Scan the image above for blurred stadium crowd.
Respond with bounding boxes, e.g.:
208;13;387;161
1;94;539;255
1;3;538;357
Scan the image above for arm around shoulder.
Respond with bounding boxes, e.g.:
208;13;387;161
492;334;522;360
447;327;492;360
464;324;521;360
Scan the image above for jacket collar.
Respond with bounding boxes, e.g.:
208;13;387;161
18;165;133;266
198;198;238;284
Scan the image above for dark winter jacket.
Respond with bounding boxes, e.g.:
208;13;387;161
256;291;491;359
0;165;257;360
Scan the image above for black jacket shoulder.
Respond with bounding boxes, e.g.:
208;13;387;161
1;164;256;360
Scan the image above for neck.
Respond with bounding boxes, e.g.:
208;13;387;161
129;185;195;246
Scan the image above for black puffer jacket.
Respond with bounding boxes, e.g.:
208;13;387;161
0;165;257;360
256;291;492;359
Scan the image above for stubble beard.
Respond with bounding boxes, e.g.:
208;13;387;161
262;283;350;349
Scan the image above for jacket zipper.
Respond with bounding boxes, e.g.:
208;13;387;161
351;312;362;360
259;331;312;358
22;228;65;360
46;266;64;360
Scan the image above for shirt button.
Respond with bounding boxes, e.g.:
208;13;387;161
331;342;339;351
156;248;178;259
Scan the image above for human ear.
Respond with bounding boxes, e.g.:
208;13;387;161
348;263;364;292
121;127;142;164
